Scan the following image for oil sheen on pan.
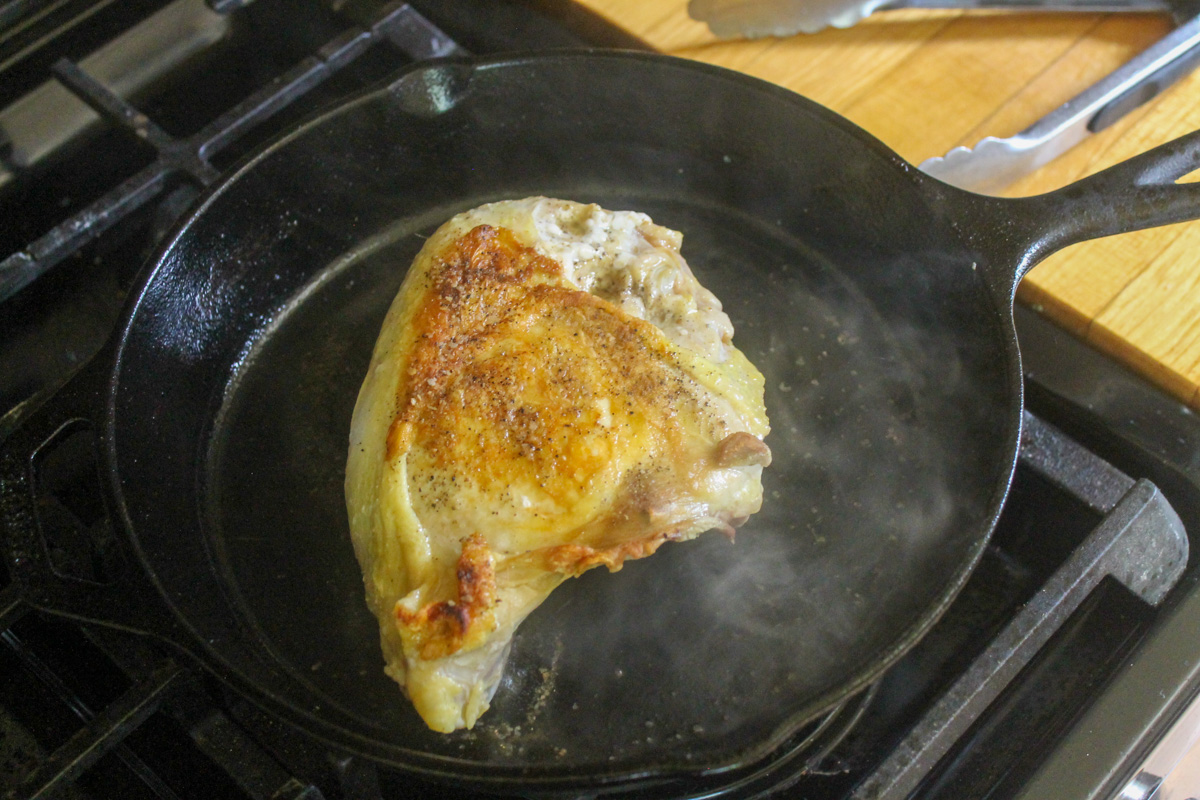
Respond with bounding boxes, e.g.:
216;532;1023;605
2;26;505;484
344;197;772;732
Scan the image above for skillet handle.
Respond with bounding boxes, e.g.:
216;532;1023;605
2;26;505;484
0;356;183;641
958;127;1200;300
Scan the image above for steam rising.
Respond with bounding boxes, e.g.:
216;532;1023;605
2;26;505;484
464;223;1003;766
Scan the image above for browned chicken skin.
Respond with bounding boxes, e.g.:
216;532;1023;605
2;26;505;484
346;198;770;732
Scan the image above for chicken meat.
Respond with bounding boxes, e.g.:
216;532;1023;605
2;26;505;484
345;197;770;732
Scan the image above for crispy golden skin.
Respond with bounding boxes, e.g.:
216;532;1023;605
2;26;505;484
346;199;769;732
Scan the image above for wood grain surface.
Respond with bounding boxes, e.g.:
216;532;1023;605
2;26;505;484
576;0;1200;409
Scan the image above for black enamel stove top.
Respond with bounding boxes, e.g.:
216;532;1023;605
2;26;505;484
2;3;1199;798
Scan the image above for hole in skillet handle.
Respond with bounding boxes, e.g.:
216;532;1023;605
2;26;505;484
0;355;179;640
33;421;124;586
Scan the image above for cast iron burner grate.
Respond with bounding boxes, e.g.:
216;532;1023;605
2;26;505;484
0;1;463;301
0;411;1186;799
0;2;1195;799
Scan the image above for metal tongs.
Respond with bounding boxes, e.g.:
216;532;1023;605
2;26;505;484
690;0;1200;193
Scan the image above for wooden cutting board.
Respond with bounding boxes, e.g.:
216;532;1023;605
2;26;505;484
576;0;1200;410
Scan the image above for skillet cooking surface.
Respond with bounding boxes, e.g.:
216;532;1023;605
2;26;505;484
112;53;1015;780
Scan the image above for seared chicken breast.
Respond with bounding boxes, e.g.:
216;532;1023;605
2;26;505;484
345;198;770;732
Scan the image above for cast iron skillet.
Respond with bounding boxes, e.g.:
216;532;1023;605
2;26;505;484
4;51;1200;790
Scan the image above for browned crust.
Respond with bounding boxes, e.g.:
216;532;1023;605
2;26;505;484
713;431;772;468
540;531;683;575
387;225;743;661
390;225;717;502
537;514;740;576
385;225;561;462
395;533;499;661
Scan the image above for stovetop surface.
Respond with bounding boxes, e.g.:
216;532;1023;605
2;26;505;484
2;3;1200;799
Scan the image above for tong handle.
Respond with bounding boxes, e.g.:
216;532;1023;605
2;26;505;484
690;0;1173;38
1088;30;1200;133
921;13;1200;193
886;0;1170;10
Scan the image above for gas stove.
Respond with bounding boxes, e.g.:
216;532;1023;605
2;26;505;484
2;2;1199;799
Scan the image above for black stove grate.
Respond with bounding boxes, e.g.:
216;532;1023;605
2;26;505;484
0;1;462;301
850;412;1187;800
